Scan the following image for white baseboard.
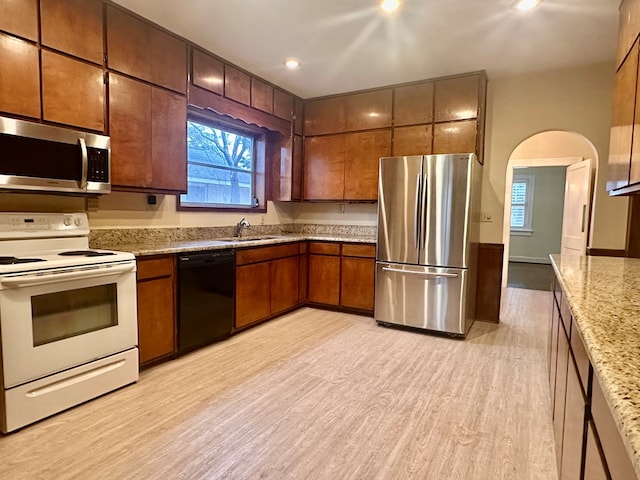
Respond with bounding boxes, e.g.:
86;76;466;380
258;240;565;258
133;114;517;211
509;256;551;265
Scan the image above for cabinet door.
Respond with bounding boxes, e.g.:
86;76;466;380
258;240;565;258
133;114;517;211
549;298;561;404
151;87;187;192
553;324;570;470
434;75;480;122
137;257;176;366
560;357;586;480
271;256;299;314
192;49;224;95
294;98;304;135
617;0;640;68
304;97;346;135
109;73;152;188
41;50;105;131
299;246;308;304
235;262;271;329
251;78;273;114
0;0;38;41
583;422;610;480
0;33;40;119
273;89;293;121
394;82;434;126
40;0;104;64
392;125;433;156
224;65;250;105
608;41;638;191
304;135;345;200
630;43;640;186
433;120;477;155
340;256;375;311
149;26;187;94
345;89;392;131
308;254;340;306
344;130;391;200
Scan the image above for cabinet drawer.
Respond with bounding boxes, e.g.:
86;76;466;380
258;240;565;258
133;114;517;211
341;243;375;258
137;256;174;280
560;297;572;337
236;243;299;265
570;324;590;394
308;242;341;255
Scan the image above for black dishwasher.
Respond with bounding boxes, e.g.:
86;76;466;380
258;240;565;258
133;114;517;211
178;249;235;355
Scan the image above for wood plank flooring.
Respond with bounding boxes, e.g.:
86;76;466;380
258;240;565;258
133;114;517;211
0;288;557;480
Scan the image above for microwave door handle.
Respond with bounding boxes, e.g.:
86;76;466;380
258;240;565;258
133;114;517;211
78;137;88;190
0;263;135;288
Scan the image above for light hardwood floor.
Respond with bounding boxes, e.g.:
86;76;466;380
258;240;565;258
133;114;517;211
0;288;557;480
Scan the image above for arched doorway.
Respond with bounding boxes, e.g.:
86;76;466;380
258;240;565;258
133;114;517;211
501;130;599;288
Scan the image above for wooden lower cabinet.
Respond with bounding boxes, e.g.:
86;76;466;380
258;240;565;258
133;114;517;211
235;244;301;329
553;321;570;468
560;356;586;480
308;253;341;306
584;422;609;480
136;256;176;366
340;256;375;310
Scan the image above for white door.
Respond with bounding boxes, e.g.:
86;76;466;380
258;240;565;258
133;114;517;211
561;159;594;256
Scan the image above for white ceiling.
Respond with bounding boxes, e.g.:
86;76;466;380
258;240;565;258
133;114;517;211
112;0;620;99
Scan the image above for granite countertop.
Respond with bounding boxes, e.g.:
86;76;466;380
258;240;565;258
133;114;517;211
90;233;376;257
550;254;640;477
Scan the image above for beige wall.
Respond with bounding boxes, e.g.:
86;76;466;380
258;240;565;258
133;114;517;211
482;62;628;249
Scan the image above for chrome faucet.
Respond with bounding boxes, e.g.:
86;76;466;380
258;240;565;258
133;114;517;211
235;217;251;238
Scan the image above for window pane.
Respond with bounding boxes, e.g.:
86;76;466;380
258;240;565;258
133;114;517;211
512;182;527;205
181;119;255;207
511;205;525;228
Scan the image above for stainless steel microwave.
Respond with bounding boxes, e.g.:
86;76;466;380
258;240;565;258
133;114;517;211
0;116;110;195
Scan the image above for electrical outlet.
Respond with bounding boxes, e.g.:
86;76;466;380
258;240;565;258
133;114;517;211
86;197;99;212
481;212;492;222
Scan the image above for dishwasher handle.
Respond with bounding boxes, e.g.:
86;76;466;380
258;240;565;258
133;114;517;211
179;250;235;267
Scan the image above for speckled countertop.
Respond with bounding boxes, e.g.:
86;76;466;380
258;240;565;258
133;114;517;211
89;224;375;256
550;254;640;477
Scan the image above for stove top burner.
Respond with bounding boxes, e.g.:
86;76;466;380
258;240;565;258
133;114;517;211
58;250;117;257
0;256;45;265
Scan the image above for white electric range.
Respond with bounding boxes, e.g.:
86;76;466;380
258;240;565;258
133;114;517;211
0;212;139;433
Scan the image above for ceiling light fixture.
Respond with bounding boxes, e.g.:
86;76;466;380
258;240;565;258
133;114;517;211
284;58;301;70
512;0;542;12
380;0;400;13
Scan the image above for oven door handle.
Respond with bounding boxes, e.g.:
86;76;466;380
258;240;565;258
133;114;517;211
0;263;135;288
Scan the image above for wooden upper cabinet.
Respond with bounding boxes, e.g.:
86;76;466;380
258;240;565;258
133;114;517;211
433;120;477;155
224;65;250;105
344;130;391;200
394;82;434;126
0;33;40;118
393;124;433;156
294;98;304;135
41;50;105;131
273;89;293;121
304;135;345;200
109;73;153;188
434;75;480;122
629;45;640;187
151;87;187;192
0;0;38;41
40;0;104;64
191;49;224;95
251;78;273;114
304;96;346;135
607;41;638;192
106;6;186;93
345;89;392;131
617;0;640;69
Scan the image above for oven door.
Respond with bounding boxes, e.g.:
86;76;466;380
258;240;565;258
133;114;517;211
0;261;137;388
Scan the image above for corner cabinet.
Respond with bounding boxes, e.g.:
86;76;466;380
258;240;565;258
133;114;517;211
549;276;637;479
136;256;177;367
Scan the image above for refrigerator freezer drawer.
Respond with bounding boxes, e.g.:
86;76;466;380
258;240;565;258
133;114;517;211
374;262;469;335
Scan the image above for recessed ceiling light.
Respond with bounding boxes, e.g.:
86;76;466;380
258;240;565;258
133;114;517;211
284;58;301;70
512;0;542;12
380;0;400;13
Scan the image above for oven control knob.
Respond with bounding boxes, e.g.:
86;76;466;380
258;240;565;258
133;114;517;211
63;217;72;226
74;218;82;226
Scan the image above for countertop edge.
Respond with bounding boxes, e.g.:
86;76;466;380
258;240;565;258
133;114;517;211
550;254;640;479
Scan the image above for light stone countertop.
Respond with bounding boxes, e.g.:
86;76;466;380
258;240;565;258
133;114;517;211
90;233;376;257
550;254;640;478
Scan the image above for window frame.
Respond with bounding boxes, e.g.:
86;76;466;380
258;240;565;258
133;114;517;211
510;173;535;234
178;110;267;213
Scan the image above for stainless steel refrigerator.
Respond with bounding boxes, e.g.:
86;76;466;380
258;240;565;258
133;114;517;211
375;153;481;336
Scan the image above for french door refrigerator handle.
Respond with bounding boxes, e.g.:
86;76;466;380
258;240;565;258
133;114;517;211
381;266;458;278
414;173;422;249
